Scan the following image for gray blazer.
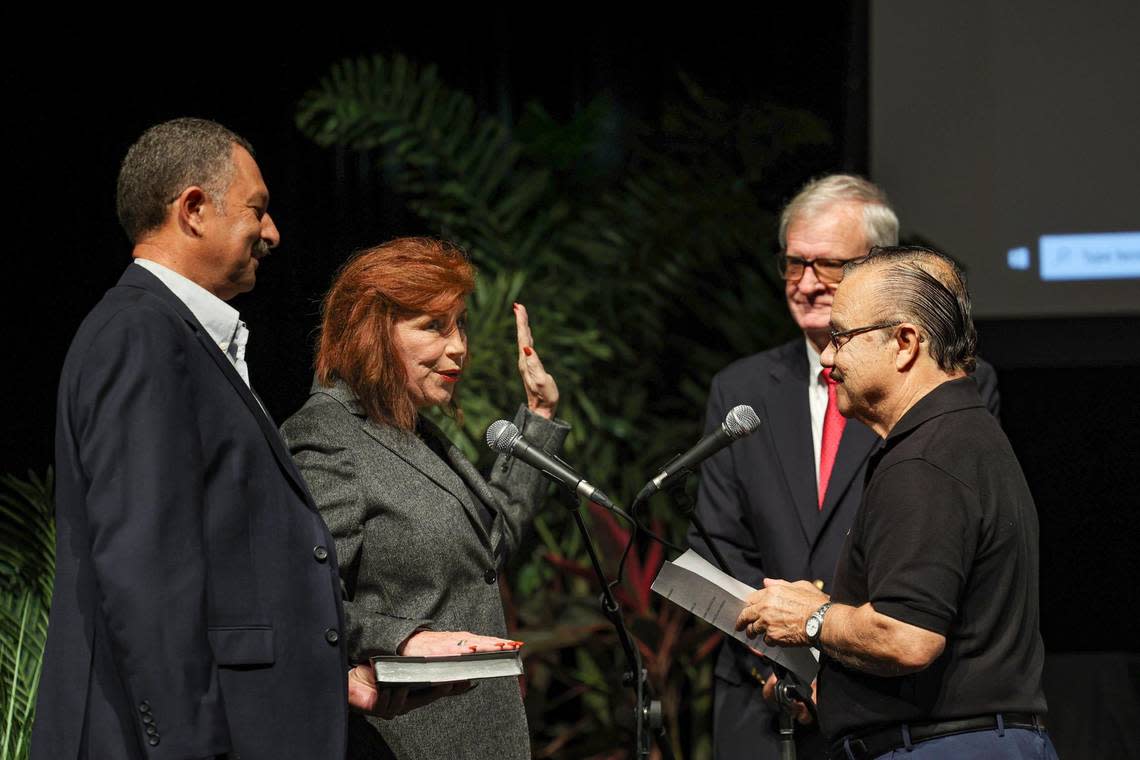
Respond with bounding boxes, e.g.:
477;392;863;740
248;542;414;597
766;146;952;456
282;379;569;760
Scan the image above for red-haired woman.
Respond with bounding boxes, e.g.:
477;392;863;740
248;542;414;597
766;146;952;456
282;238;566;760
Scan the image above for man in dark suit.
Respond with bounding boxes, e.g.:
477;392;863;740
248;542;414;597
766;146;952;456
33;118;357;759
689;175;999;758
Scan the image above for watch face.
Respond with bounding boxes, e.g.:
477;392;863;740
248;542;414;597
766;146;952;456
806;617;821;637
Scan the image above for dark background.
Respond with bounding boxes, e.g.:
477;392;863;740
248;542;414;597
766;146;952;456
4;10;1137;659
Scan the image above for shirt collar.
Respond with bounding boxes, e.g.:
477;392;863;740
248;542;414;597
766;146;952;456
134;259;245;354
885;376;986;444
805;337;825;384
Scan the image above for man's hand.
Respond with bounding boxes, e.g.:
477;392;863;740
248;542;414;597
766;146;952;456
347;663;473;719
736;578;829;647
743;587;949;677
762;673;817;725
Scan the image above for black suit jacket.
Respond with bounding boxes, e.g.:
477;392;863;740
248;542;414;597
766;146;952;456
32;265;349;760
689;339;1000;689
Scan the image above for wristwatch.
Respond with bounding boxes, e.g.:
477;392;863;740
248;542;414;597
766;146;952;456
805;602;832;648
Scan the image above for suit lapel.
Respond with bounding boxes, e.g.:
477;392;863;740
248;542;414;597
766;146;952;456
423;418;503;557
119;265;315;504
359;414;495;553
764;344;820;548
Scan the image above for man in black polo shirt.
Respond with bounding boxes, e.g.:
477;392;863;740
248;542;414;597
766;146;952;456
735;246;1057;759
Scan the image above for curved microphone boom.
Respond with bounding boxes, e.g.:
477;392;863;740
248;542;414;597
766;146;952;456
635;404;761;502
486;420;615;509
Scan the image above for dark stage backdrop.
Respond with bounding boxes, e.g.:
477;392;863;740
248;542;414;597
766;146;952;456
5;13;1138;742
6;13;857;485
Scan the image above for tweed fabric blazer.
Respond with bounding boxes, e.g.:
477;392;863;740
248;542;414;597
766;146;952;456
282;378;570;760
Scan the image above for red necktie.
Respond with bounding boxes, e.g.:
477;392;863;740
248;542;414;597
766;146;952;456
818;368;846;509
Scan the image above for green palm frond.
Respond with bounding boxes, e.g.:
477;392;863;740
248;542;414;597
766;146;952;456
0;471;54;760
298;55;565;273
0;588;46;760
0;471;53;604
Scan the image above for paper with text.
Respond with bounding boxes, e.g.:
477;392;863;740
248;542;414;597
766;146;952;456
652;549;818;683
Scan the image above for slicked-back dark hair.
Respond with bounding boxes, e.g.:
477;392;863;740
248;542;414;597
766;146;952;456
116;118;255;243
844;245;978;372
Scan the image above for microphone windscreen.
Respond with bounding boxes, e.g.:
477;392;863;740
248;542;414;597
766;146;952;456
724;405;761;439
485;419;521;454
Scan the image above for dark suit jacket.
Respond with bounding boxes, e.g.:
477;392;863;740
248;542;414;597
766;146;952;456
32;265;349;760
282;380;569;760
689;338;1000;698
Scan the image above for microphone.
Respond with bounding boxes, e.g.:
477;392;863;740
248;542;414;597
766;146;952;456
636;404;761;502
486;420;615;509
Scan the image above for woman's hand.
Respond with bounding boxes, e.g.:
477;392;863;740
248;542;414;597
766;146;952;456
514;303;559;419
398;630;523;657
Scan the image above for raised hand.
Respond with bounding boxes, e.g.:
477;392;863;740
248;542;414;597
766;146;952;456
514;303;559;419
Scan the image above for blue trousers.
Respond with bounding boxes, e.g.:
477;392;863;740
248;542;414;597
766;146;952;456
853;726;1059;759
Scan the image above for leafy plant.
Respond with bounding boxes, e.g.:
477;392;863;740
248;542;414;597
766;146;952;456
0;471;54;760
298;54;828;758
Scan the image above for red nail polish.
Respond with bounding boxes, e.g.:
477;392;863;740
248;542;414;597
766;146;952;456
523;346;532;356
468;645;478;652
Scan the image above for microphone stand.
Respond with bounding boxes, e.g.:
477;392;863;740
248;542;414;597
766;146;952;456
666;479;814;760
557;487;674;760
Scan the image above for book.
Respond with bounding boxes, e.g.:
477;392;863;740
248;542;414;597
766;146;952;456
370;649;524;687
651;548;819;683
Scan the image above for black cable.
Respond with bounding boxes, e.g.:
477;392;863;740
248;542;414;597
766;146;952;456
632;503;685;553
611;490;684;599
613;492;645;591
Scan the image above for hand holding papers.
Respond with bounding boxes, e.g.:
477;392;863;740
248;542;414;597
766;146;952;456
650;549;818;683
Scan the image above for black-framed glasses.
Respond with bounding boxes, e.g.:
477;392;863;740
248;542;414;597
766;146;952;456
777;254;856;285
827;321;902;352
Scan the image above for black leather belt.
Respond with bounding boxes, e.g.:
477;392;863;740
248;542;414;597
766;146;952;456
830;713;1045;759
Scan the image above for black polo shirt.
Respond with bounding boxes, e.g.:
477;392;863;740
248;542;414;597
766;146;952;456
819;377;1047;741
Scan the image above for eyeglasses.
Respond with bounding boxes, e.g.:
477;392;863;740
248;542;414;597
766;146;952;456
827;321;902;352
777;255;856;285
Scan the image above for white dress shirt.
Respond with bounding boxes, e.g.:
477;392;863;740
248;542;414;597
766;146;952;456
806;339;828;484
134;259;256;391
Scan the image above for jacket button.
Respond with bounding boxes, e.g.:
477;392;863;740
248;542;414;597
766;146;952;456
142;714;154;725
138;701;150;714
148;736;160;747
146;725;158;736
313;545;329;562
325;628;340;645
484;568;497;584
